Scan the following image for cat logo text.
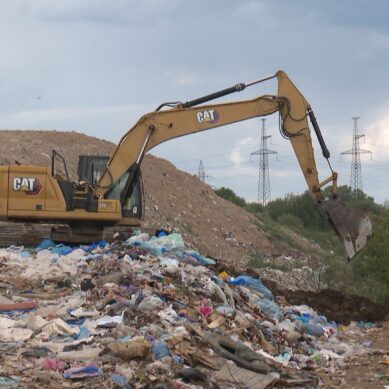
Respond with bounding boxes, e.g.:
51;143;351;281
196;109;221;124
13;177;42;196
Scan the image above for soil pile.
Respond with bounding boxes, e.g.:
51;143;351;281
0;130;114;180
263;279;389;324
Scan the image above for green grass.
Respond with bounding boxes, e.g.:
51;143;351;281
215;185;389;303
256;216;306;252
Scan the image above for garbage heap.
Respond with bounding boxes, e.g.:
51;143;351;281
0;232;379;388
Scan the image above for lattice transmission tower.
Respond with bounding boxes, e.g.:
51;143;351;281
198;160;206;183
251;119;277;206
341;117;371;196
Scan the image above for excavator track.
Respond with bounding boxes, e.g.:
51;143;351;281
0;221;134;247
0;222;51;247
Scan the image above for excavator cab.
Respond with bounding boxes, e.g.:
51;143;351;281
105;165;143;219
77;156;143;219
77;155;110;184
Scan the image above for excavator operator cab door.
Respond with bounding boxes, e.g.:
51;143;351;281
105;165;143;220
77;155;110;184
122;174;143;219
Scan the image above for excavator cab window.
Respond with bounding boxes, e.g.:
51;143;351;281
123;177;142;218
77;156;110;184
106;166;143;219
51;150;70;181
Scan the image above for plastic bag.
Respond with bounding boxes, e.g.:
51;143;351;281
304;323;324;337
255;298;282;321
138;296;163;313
216;305;235;317
182;250;216;266
52;244;73;256
111;374;131;389
97;312;124;328
64;365;102;379
140;233;185;256
126;233;150;246
37;239;56;250
228;275;274;300
152;341;169;359
160;257;180;273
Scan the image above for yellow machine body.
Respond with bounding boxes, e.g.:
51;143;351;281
0;166;121;221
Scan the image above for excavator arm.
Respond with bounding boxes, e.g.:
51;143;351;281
95;70;372;260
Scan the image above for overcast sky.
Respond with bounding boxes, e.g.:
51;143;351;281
1;0;389;203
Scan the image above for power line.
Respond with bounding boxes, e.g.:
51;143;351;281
191;154;295;172
172;144;257;165
364;141;389;151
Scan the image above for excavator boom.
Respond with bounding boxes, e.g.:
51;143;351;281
94;70;371;260
0;70;371;259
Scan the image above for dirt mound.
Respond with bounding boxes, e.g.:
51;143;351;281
0;130;114;181
141;156;292;265
0;130;297;264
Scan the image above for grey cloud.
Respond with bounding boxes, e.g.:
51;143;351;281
8;0;179;25
0;0;388;202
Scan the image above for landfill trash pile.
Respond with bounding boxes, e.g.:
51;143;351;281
0;231;386;388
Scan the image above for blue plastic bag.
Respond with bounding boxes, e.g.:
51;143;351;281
64;365;102;379
52;245;73;256
292;314;325;336
37;239;56;250
228;275;274;300
182;250;216;266
152;341;169;359
112;374;131;389
75;326;90;340
20;251;30;258
304;323;324;337
255;298;282;321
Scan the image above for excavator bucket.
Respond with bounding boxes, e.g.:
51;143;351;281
318;198;372;261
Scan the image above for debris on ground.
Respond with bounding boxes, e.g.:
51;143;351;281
0;231;387;388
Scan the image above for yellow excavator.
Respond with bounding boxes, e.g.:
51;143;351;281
0;71;371;260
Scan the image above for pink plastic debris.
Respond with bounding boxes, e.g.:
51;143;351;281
42;357;63;371
199;305;213;319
